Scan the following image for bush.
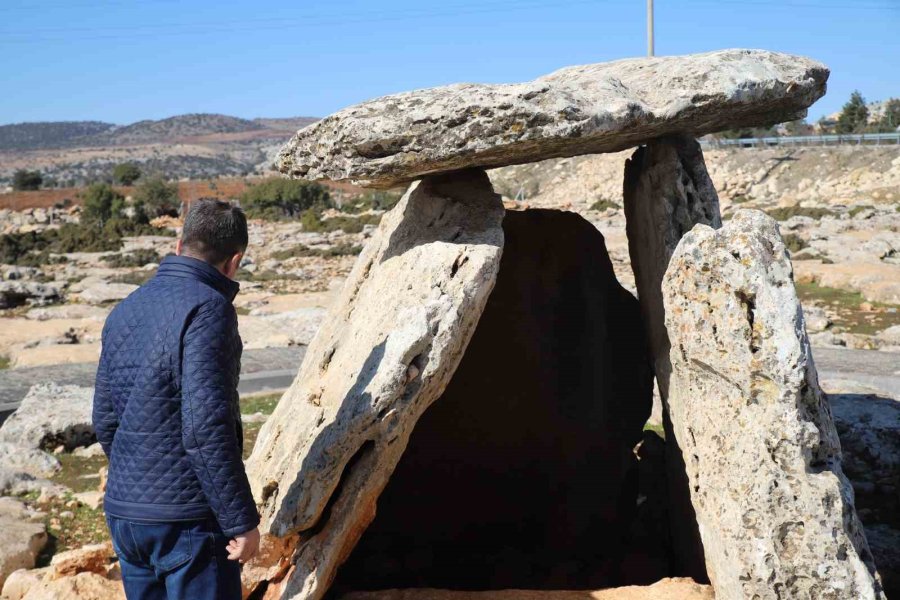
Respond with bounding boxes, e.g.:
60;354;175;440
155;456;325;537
299;209;381;233
104;248;162;268
12;170;43;191
782;234;808;253
242;178;332;220
272;242;362;260
341;191;401;214
589;198;619;212
80;183;125;225
113;163;142;186
766;206;836;221
836;91;869;134
133;177;180;217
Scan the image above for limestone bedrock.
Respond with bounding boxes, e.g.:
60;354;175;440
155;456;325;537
277;49;827;188
662;209;884;599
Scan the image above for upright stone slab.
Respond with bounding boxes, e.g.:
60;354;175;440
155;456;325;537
244;169;505;600
662;210;884;599
623;135;721;579
277;49;827;188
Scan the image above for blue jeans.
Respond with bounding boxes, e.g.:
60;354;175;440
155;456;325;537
106;515;241;600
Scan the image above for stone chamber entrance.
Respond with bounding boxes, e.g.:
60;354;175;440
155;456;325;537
329;208;657;594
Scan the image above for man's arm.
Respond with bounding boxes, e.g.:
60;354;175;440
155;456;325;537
181;298;260;539
92;324;118;457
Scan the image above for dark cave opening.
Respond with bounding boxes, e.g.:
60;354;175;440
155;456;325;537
331;208;657;593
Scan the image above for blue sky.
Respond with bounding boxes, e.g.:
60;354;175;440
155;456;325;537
1;0;897;125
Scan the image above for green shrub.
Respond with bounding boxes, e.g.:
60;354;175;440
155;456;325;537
341;191;401;214
589;198;620;212
242;178;332;219
848;205;874;218
300;210;381;233
12;170;42;191
80;183;126;225
113;163;142;186
766;206;836;221
782;234;808;253
104;248;161;268
272;242;362;260
133;177;179;217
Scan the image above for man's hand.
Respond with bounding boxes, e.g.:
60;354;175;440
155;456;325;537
226;527;260;563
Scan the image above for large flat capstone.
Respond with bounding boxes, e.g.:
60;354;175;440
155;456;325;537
277;49;827;188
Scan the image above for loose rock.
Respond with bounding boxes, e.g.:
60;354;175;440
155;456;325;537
0;384;94;451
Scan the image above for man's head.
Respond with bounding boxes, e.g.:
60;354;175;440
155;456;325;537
176;198;248;279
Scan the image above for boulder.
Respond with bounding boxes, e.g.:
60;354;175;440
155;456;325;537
333;209;653;592
244;170;505;599
336;578;714;600
0;467;66;497
49;543;113;580
1;567;49;600
0;282;62;309
662;210;883;599
277;49;827;188
76;283;138;305
0;499;48;590
0;442;61;478
19;572;124;600
623;135;721;579
0;384;94;451
239;307;327;349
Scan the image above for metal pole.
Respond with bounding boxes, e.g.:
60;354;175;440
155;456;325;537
647;0;655;56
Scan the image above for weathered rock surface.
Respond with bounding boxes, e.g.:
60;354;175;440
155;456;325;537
0;384;94;451
19;572;124;600
0;499;48;590
0;281;62;309
1;567;49;600
75;282;138;305
278;49;827;188
0;468;65;497
662;210;883;599
337;578;715;600
333;209;652;591
244;170;505;599
48;543;113;580
623;135;721;580
0;442;60;478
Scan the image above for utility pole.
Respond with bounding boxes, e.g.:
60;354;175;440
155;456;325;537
647;0;655;57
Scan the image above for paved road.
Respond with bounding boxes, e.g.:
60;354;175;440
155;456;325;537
0;346;306;418
0;345;896;421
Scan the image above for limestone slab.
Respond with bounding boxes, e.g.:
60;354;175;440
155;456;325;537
277;49;827;188
662;210;884;599
244;169;505;599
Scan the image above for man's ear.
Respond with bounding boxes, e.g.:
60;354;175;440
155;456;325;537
175;239;183;256
224;252;243;280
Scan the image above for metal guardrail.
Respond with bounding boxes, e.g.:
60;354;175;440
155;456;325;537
701;132;900;149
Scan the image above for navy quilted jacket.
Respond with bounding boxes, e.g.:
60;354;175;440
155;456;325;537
93;255;259;537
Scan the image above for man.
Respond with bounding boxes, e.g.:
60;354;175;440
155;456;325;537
93;199;260;600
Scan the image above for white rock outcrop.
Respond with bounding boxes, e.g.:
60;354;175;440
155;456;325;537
278;49;827;188
0;384;94;451
244;170;505;599
0;498;47;590
662;210;884;599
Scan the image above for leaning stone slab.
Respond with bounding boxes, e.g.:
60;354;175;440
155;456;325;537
244;169;505;599
0;384;94;451
662;210;884;599
0;498;48;590
277;49;827;188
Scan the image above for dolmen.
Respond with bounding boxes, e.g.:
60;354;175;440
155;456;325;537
243;49;887;600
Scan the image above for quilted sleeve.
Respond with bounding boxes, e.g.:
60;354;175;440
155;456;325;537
181;298;259;537
92;323;118;457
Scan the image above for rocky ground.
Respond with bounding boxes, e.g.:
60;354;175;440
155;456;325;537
0;144;898;598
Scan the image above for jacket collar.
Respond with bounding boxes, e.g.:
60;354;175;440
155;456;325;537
156;255;240;302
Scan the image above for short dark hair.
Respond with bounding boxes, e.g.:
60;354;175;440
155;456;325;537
181;199;248;265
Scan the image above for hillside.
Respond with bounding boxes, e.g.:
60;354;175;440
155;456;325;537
0;121;115;151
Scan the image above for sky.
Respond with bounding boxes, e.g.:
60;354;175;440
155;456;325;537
1;0;897;125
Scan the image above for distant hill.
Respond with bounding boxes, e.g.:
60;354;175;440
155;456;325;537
0;113;319;151
0;121;115;151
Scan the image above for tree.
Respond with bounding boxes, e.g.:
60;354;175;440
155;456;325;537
133;177;180;217
836;91;869;134
80;183;125;225
241;178;332;220
877;98;900;132
12;170;43;191
113;163;142;186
